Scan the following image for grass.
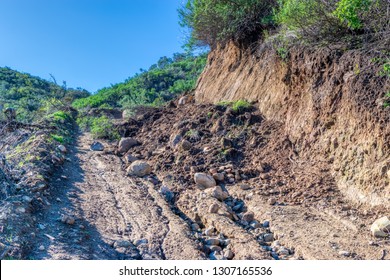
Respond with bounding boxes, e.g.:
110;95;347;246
51;134;65;143
216;99;252;113
232;100;252;113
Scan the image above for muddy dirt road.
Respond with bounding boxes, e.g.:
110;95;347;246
27;133;204;260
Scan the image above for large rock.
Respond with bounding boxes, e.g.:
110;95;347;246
371;216;390;237
118;138;138;153
127;160;152;177
209;186;229;201
90;142;104;151
170;134;182;149
194;173;216;189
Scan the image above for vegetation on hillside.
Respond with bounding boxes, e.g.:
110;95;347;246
73;52;207;112
179;0;390;48
0;67;89;122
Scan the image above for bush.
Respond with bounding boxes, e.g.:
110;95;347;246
179;0;277;48
275;0;390;44
232;99;252;113
77;115;119;140
275;0;345;42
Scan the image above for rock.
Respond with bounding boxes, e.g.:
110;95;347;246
263;221;270;228
178;96;189;106
39;245;45;251
242;211;255;222
224;249;234;260
203;146;212;153
191;223;200;231
61;215;75;225
240;184;251;190
134;239;148;247
194;173;216;189
250;221;262;229
268;197;277;205
338;251;350;257
170;134;182;149
223;239;231;246
115;240;132;248
209;203;220;213
278;247;290;256
181;140;192;151
209;245;222;252
371;216;390;237
206;238;220;246
271;252;279;260
124;154;138;164
160;185;174;201
57;145;67;153
233;202;244;212
205;227;215;236
127;161;152;177
209;168;218;174
213;173;225;182
210;252;224;260
22;196;33;203
263;233;274;242
210;186;229;201
90;142;104;151
228;178;235;184
118;137;138;153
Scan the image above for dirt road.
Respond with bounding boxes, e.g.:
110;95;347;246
27;133;204;260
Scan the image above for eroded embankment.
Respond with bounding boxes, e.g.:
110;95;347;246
195;42;390;208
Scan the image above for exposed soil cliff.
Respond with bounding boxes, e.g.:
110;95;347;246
195;42;390;209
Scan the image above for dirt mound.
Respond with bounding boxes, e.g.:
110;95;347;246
114;94;390;259
195;41;390;208
0;121;70;259
118;98;340;208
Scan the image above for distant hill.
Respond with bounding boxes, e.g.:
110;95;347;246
0;67;89;122
72;52;207;111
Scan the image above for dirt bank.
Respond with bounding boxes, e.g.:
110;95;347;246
195;42;390;208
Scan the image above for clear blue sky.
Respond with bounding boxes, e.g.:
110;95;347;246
0;0;186;93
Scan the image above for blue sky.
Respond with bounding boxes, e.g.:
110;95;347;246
0;0;186;93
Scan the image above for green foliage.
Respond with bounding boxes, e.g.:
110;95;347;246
380;61;390;77
51;134;65;143
275;0;389;44
334;0;371;30
51;111;71;122
77;115;119;140
179;0;277;48
384;92;390;108
0;67;89;122
217;99;252;112
232;99;252;112
73;53;207;111
90;116;119;140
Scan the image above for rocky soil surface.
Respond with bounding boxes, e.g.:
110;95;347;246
2;96;390;260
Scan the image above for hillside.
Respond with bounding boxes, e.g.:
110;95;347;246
0;67;89;122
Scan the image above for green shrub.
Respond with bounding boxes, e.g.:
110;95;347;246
78;115;119;140
232;100;252;112
274;0;344;42
334;0;371;30
275;0;389;44
179;0;277;48
51;134;64;143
